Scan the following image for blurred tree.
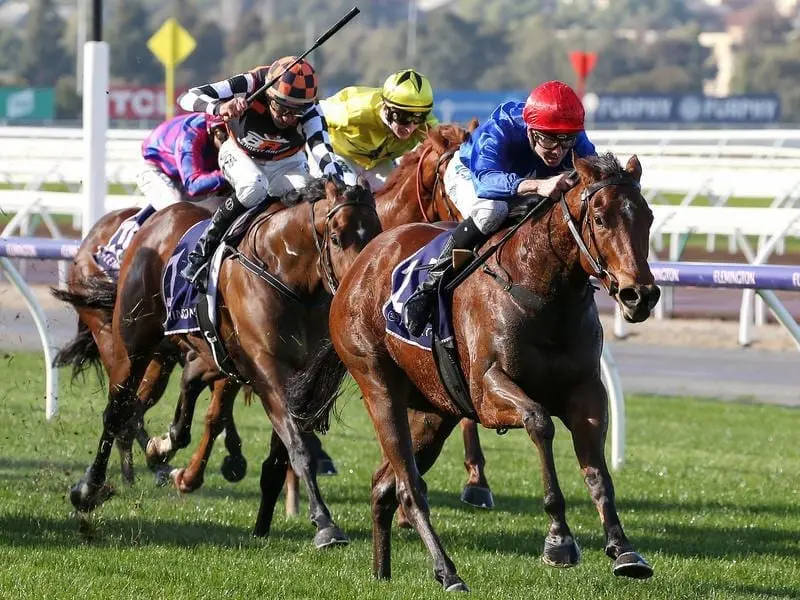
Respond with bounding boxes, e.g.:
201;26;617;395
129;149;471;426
55;75;82;119
415;12;491;88
731;39;800;121
0;29;22;75
224;10;264;59
18;0;69;86
106;1;161;84
181;20;225;85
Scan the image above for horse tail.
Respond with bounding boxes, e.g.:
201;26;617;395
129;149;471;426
50;275;117;312
53;319;104;385
285;338;348;434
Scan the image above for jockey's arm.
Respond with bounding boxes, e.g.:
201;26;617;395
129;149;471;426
176;125;228;198
179;72;255;116
467;119;525;201
302;106;345;181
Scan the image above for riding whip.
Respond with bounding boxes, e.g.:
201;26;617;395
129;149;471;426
246;7;361;103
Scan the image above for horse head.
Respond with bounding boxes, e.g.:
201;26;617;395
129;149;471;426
312;175;382;294
569;153;660;322
377;123;474;227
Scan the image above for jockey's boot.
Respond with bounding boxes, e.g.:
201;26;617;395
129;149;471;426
181;195;245;293
95;204;156;275
403;216;486;337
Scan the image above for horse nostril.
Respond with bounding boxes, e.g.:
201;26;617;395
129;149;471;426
648;285;662;309
618;286;641;307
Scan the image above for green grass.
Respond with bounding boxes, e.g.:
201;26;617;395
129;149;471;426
0;353;798;599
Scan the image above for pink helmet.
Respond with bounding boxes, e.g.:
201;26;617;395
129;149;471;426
522;81;585;134
206;113;226;133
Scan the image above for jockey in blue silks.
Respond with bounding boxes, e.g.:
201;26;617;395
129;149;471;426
403;80;597;337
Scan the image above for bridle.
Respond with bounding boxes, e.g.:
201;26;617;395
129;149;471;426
558;174;641;297
309;191;378;295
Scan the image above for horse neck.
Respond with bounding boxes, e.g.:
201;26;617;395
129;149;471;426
247;200;325;297
503;193;589;301
376;175;427;229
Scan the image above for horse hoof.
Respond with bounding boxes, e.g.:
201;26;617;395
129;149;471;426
153;466;172;487
70;479;115;512
317;458;338;476
313;526;349;549
613;551;653;579
460;485;494;509
542;535;581;568
171;469;201;493
145;436;170;469
220;454;247;482
444;580;470;593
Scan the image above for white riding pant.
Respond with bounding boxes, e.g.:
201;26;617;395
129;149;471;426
219;138;312;209
307;150;394;191
444;149;509;235
136;161;227;213
136;161;184;210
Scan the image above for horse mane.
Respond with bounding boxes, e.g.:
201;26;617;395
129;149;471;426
379;123;473;198
280;177;334;207
582;152;625;179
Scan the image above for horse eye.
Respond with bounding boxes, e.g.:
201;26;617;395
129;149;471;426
594;215;604;227
330;233;341;247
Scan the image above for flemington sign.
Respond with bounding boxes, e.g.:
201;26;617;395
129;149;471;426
582;93;781;124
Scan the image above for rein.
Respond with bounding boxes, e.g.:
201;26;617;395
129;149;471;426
445;174;640;297
415;145;460;223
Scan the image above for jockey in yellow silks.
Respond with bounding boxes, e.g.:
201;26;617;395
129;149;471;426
309;69;439;190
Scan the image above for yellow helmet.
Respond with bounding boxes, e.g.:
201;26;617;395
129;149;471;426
381;69;434;111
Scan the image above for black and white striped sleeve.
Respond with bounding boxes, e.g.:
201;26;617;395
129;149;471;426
301;105;344;180
178;72;258;115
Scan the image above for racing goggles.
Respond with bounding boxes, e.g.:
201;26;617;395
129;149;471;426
387;108;429;126
531;131;579;150
270;99;307;118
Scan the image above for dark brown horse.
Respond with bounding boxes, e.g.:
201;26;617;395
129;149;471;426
53;207;249;488
67;177;381;547
289;153;660;590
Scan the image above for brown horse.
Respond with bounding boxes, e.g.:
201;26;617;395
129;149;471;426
289;153;660;590
67;177;381;547
53;208;250;488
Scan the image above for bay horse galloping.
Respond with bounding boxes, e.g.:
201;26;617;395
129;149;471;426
68;177;381;547
375;120;494;510
290;154;660;590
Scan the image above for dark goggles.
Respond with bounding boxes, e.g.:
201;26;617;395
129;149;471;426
270;99;307;118
387;107;429;126
531;130;579;150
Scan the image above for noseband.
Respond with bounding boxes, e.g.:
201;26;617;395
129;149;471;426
558;175;641;297
310;193;377;295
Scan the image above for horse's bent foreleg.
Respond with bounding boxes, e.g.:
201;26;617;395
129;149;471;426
172;377;236;493
482;364;580;568
566;377;653;579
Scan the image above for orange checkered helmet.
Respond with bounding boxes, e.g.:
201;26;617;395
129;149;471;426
265;56;318;108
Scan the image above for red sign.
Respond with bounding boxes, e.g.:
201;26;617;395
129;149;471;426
108;86;189;120
569;51;598;79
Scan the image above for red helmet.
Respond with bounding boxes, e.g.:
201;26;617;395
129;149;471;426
266;56;318;107
522;81;584;134
206;114;226;133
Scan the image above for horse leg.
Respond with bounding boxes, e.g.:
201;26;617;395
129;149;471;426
372;401;463;589
350;361;466;591
146;351;208;469
219;382;247;483
284;468;300;517
252;431;291;537
482;365;580;568
565;378;653;579
459;418;494;509
172;376;235;493
250;369;347;547
70;342;158;512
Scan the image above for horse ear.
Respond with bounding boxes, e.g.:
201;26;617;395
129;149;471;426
573;154;601;182
625;154;642;182
427;127;447;153
356;174;371;193
324;177;339;199
467;118;479;133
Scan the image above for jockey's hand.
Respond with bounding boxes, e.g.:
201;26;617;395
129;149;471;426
524;173;576;200
218;98;248;120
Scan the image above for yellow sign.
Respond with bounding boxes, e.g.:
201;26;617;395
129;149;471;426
147;18;196;119
147;18;196;68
